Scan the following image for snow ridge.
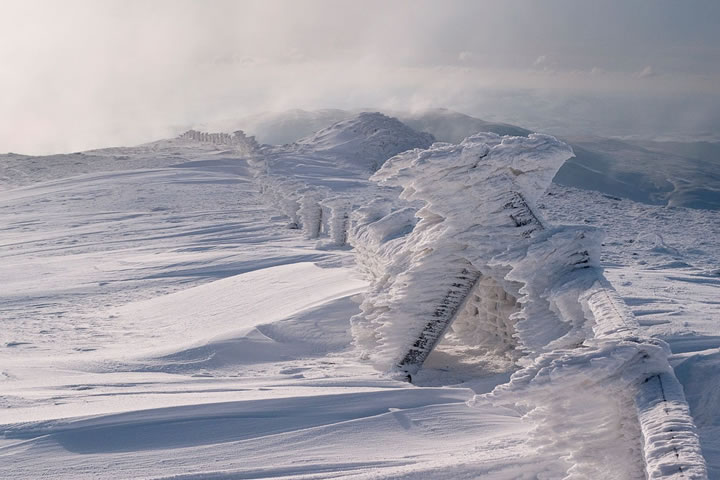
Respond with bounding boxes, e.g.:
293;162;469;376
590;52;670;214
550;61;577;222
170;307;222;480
294;112;435;172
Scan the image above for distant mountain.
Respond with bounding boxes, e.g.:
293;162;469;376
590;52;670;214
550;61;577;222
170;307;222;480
394;108;531;143
231;108;530;147
231;109;354;146
555;137;720;210
7;106;717;210
291;112;435;172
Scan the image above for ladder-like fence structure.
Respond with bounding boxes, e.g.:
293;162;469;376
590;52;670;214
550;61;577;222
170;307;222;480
349;133;707;479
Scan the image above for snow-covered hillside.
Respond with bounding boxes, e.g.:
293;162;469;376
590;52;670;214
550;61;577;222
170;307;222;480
293;112;435;173
396;108;532;142
1;113;718;479
215;108;531;147
212;108;720;210
554;136;720;209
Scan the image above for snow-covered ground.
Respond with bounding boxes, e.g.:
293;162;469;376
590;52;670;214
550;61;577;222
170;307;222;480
1;115;718;479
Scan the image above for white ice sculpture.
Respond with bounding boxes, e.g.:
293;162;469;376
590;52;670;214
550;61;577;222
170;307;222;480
350;133;578;373
350;132;707;479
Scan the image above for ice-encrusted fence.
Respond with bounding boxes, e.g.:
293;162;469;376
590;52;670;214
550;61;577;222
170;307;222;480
205;123;707;477
349;133;707;479
252;173;355;246
178;129;259;152
248;157;361;247
175;129;351;241
583;281;707;479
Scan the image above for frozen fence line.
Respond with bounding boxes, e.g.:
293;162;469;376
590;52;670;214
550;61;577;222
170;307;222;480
349;132;707;479
251;167;356;246
177;129;260;153
322;197;352;247
255;175;304;228
583;281;708;479
299;191;325;239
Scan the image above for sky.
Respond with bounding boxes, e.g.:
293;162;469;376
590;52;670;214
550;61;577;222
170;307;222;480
2;0;720;154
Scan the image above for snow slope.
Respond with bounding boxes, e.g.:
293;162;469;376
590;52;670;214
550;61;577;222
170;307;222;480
554;137;720;209
0;129;551;479
1;114;718;479
291;112;435;173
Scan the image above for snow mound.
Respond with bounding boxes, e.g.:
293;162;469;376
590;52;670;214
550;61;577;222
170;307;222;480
227;108;530;147
294;112;435;172
108;262;366;367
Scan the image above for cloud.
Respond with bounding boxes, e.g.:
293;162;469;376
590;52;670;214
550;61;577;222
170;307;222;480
634;66;659;79
458;51;473;62
532;55;560;73
1;0;719;154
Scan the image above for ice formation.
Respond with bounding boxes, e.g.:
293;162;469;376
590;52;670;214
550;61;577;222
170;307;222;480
349;132;707;478
349;133;578;372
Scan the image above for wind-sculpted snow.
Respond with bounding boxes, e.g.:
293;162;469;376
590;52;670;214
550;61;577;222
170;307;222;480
2;112;718;480
350;133;576;372
349;132;707;478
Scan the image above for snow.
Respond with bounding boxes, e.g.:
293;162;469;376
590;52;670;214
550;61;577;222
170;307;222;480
1;113;718;479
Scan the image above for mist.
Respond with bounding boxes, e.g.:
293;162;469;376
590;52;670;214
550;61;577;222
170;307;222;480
3;0;720;154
